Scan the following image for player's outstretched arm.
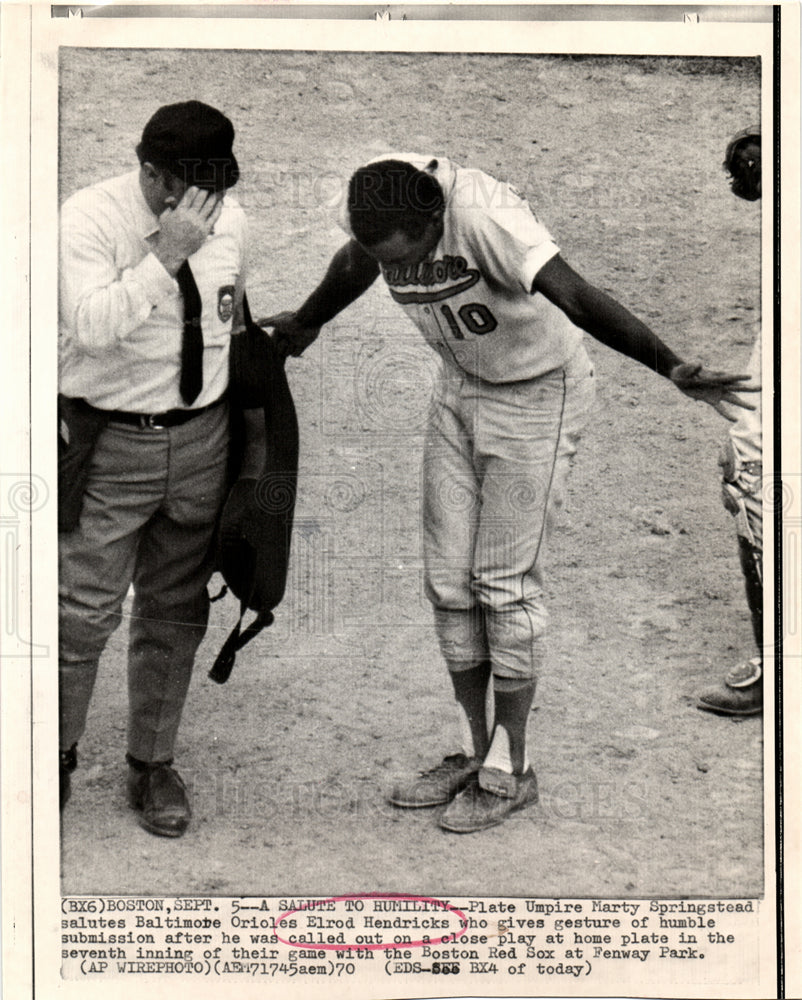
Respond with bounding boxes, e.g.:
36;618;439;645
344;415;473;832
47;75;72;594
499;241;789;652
262;239;380;357
532;254;758;420
666;362;759;421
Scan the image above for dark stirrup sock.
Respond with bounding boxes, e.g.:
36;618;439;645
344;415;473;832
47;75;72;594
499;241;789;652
489;677;537;774
448;660;492;759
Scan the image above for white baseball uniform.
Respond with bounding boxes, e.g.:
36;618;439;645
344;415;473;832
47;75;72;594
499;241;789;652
721;339;762;552
720;339;762;657
337;154;596;680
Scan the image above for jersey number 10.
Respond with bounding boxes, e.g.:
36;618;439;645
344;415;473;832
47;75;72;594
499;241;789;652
440;302;498;338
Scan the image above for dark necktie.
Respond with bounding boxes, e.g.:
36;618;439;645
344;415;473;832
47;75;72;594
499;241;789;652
176;260;203;405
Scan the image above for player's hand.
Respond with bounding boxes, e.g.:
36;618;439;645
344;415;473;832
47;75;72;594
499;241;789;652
152;187;223;275
670;362;759;421
258;311;321;359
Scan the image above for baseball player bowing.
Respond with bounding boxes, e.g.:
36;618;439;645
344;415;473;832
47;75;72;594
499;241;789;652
268;154;757;834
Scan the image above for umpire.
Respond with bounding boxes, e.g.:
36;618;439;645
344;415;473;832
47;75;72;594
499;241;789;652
58;101;247;836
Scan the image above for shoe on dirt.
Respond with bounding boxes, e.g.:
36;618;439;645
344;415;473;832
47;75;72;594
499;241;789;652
388;753;481;808
439;766;539;833
697;657;762;716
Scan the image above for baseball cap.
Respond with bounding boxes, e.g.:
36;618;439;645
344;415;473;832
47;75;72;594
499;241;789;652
138;100;239;191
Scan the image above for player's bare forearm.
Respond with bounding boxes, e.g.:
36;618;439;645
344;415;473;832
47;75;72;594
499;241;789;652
533;255;681;377
262;241;380;356
295;239;380;328
533;254;758;420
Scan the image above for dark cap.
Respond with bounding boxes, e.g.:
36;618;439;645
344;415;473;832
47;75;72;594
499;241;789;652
137;100;239;191
723;124;761;202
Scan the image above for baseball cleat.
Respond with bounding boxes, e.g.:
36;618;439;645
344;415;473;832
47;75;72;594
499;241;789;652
697;657;762;716
388;753;481;808
439;766;539;833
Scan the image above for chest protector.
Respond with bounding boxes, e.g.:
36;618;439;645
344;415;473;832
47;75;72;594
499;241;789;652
209;296;299;683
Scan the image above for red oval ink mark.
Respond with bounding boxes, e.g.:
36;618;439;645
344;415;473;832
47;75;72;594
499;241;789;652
273;893;468;952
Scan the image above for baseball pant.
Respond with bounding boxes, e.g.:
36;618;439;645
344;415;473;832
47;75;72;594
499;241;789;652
59;402;229;763
423;344;595;680
719;337;762;648
722;479;763;648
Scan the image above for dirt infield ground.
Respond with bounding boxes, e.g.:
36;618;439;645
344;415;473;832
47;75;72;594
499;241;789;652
59;49;763;899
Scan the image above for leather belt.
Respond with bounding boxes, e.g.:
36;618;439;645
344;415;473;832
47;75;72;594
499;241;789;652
81;393;226;430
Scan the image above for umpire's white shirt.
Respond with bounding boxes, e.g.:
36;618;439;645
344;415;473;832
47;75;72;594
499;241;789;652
59;169;246;412
334;153;583;383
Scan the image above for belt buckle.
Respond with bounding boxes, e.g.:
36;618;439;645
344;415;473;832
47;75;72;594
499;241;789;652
140;413;166;430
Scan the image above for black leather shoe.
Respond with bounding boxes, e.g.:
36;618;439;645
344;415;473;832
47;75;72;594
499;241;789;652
697;656;763;717
60;744;77;810
127;756;191;838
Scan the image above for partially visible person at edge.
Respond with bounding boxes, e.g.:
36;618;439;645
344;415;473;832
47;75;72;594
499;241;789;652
265;152;758;834
698;126;763;717
58;101;246;837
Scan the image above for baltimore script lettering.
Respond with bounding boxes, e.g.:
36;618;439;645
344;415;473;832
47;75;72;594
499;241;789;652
386;255;481;305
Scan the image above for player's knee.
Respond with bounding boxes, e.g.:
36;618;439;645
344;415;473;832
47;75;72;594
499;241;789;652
424;571;473;610
470;574;545;619
492;660;538;685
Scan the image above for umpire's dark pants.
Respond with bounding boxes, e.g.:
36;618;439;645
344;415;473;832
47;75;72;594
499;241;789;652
59;402;229;763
